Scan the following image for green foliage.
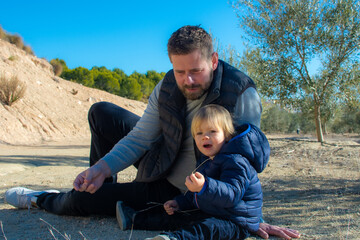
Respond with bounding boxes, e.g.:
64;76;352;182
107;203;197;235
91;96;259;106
92;69;120;94
52;59;164;102
0;74;26;106
120;77;143;100
261;104;293;133
330;104;360;134
63;67;94;87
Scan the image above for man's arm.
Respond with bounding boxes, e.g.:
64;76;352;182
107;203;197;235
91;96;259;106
73;80;164;193
73;159;111;194
101;80;163;175
233;87;262;128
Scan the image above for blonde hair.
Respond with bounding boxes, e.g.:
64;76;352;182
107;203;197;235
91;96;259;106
191;104;235;140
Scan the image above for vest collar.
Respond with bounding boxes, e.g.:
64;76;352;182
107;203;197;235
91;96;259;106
202;59;224;106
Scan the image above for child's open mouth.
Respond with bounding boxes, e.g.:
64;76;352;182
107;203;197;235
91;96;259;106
203;144;212;149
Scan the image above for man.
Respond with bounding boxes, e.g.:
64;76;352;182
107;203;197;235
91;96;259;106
6;25;300;239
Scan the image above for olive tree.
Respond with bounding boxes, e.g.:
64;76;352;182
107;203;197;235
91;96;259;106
231;0;360;142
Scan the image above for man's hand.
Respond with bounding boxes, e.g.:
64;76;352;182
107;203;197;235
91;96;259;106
73;160;111;194
256;223;301;239
185;172;205;192
164;200;179;215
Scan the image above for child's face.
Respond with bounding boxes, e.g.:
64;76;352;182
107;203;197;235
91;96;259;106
194;120;226;158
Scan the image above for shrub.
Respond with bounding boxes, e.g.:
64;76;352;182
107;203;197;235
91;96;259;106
7;34;24;49
23;45;34;55
0;74;26;106
8;56;18;61
50;59;63;76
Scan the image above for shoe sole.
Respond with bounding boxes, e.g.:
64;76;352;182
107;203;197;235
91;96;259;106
116;201;127;230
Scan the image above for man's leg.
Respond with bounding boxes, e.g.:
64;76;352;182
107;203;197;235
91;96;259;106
36;179;180;217
88;101;140;166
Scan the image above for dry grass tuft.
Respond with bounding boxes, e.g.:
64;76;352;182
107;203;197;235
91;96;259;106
0;74;26;106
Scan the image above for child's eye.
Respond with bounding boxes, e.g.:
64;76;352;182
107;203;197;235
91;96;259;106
196;132;202;135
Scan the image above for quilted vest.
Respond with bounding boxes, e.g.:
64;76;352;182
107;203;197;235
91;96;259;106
135;60;256;182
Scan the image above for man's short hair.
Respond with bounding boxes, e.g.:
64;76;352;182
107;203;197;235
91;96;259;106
167;25;213;61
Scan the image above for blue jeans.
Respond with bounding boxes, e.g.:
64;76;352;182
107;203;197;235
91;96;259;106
132;208;249;240
168;216;249;240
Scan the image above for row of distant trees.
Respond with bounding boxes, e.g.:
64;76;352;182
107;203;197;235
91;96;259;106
51;58;359;135
50;59;165;102
260;103;360;134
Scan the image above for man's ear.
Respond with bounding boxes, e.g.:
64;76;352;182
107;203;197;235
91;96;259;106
211;52;219;70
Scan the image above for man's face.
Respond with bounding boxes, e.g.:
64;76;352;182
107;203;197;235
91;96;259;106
171;50;218;100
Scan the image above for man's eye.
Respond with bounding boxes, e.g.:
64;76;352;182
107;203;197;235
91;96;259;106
191;69;202;74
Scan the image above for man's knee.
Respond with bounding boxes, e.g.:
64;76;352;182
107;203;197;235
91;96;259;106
88;101;110;123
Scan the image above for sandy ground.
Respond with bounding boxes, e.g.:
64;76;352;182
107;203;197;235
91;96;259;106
0;134;359;240
0;140;160;240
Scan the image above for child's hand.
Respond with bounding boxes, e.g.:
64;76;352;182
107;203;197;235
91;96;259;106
164;200;179;215
185;172;205;192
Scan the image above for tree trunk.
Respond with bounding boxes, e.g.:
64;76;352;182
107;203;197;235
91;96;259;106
314;101;324;143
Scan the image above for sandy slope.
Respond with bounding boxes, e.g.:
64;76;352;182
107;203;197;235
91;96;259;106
0;39;146;145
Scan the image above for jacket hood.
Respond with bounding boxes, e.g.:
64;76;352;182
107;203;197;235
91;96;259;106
219;124;270;173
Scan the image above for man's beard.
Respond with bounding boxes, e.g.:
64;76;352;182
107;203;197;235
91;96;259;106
179;71;213;100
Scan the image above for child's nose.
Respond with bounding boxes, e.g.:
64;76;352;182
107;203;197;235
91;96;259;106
202;134;210;140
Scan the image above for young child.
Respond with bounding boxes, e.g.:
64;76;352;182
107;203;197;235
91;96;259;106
117;104;270;240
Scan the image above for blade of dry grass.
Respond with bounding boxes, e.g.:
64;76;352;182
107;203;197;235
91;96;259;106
0;221;7;240
40;218;71;240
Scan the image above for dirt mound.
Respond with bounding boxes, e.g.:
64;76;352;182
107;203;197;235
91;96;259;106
0;39;146;145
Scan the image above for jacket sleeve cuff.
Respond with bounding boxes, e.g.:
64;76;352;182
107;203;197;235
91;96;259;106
197;180;207;195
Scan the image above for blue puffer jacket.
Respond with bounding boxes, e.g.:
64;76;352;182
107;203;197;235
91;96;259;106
175;124;270;232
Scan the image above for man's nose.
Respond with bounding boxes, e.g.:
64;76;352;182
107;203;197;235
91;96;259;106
184;73;195;84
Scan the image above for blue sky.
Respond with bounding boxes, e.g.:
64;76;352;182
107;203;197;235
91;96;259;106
1;1;246;75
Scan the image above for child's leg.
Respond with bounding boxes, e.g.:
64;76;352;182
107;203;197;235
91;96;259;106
133;208;207;231
166;216;249;240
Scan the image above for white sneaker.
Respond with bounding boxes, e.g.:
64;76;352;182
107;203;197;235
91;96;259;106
5;187;60;209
